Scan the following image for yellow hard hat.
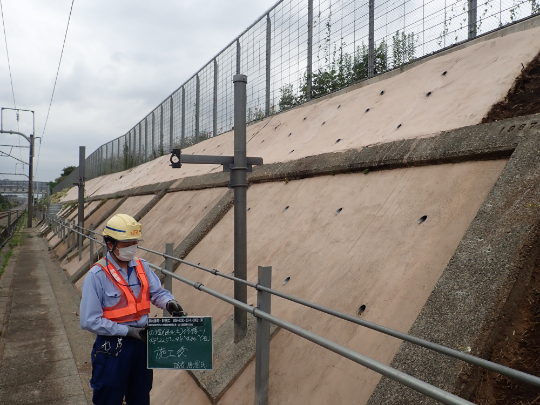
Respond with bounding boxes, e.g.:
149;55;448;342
102;214;143;241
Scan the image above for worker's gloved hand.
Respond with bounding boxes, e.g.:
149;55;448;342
127;326;144;340
166;300;186;317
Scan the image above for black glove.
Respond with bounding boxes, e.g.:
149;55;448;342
166;300;186;317
127;326;144;340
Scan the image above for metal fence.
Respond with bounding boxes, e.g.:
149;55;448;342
42;213;540;405
73;0;539;183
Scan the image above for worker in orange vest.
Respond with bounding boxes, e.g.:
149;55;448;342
80;214;185;405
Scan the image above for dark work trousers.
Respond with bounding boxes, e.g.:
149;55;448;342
90;334;153;405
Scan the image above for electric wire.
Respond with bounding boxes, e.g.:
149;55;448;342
0;0;16;109
34;0;75;182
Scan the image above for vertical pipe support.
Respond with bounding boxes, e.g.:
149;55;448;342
89;223;94;261
368;0;375;78
145;118;148;163
169;96;174;149
255;266;272;405
152;111;155;159
236;39;241;75
195;75;200;143
307;0;314;101
163;243;174;317
265;14;271;117
160;106;164;156
468;0;478;39
138;123;142;165
233;73;248;343
27;134;34;227
181;87;186;148
213;59;218;138
78;146;86;260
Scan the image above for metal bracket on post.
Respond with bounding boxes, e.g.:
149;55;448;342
163;243;174;317
255;266;272;405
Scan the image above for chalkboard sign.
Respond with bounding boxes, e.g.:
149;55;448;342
147;317;213;370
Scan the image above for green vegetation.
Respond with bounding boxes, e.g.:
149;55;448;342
0;195;13;211
0;212;27;280
48;166;76;191
277;16;418;112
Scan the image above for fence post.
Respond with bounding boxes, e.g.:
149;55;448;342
78;221;83;260
213;59;218;137
236;39;241;75
265;14;271;117
307;0;313;101
468;0;477;39
255;266;272;405
89;223;94;261
196;74;200;143
152;111;155;159
72;219;76;249
145;118;148;163
7;211;11;233
163;243;174;317
117;138;120;171
169;96;174;149
78;146;86;261
160;105;164;155
138;123;142;164
181;86;186;148
233;73;248;343
67;221;71;250
368;0;375;78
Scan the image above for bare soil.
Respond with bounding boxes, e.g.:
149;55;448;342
469;256;540;405
483;51;540;123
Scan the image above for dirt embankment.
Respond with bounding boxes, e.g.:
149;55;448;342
483;51;540;123
470;254;540;404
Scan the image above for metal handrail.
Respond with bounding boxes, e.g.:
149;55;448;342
46;215;540;390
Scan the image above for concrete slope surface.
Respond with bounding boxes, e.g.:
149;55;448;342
149;160;506;405
60;23;540;202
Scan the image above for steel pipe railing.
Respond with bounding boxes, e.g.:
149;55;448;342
47;215;540;390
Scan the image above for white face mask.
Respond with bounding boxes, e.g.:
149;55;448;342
116;244;138;261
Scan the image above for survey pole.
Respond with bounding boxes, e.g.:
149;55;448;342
233;74;248;343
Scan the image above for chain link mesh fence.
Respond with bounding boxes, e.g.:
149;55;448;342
75;0;539;187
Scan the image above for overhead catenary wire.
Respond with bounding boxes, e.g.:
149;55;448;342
0;0;16;110
34;0;75;181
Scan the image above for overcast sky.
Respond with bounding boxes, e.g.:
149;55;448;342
0;0;277;182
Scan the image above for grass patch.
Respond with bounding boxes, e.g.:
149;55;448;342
0;212;27;280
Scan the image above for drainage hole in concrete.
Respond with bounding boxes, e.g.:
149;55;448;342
426;91;432;97
397;124;402;129
230;271;234;276
261;140;264;143
283;277;291;285
442;71;447;76
335;207;343;215
188;206;191;209
275;126;278;129
418;215;428;224
338;104;341;108
365;108;370;113
335;138;341;144
283;206;289;212
356;305;366;315
288;133;292;137
380;90;385;96
204;206;207;210
289;150;294;154
247;207;251;212
322;121;326;125
303;117;307;121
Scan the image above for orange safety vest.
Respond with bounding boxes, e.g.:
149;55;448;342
94;257;151;323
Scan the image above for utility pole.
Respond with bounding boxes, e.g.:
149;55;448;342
77;146;86;260
1;108;35;228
